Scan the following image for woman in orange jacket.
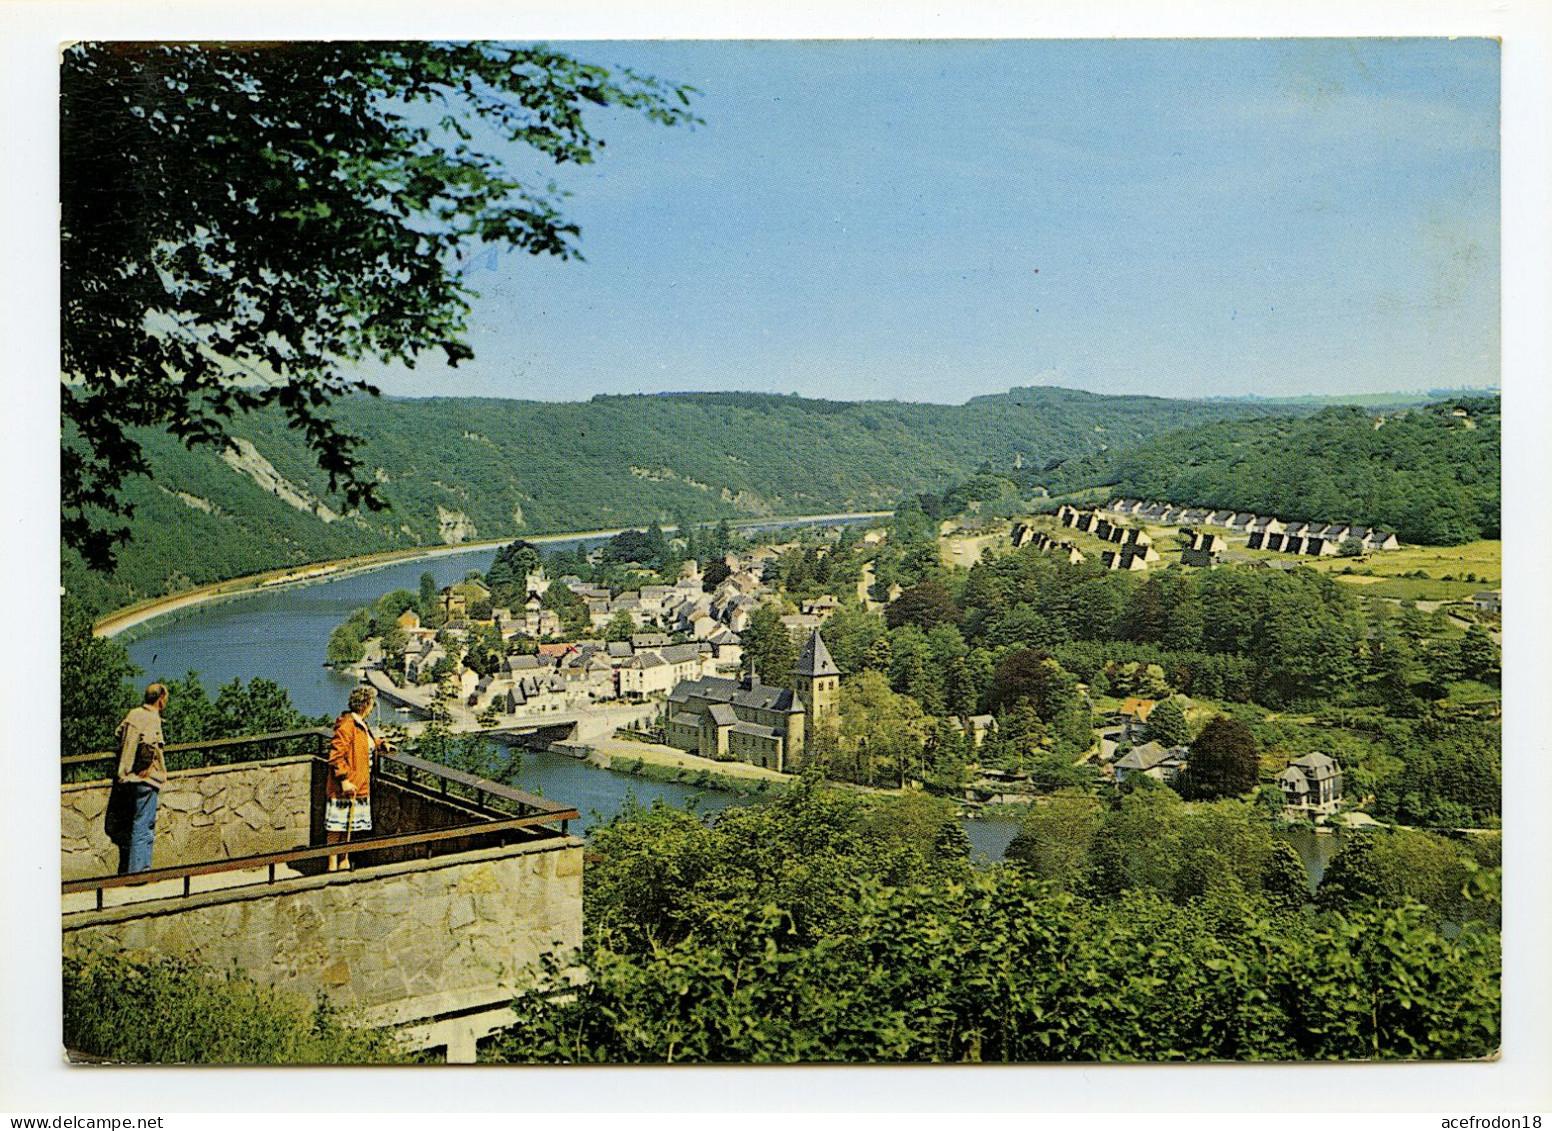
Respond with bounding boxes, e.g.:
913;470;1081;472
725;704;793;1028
325;685;391;869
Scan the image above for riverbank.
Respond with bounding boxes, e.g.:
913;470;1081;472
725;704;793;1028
94;510;894;638
577;735;795;797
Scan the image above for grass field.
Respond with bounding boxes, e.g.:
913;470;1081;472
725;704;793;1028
1315;540;1499;602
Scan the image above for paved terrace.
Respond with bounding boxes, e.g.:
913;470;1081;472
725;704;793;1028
61;729;582;1062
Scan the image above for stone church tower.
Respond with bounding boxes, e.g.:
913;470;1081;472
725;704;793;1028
792;628;841;724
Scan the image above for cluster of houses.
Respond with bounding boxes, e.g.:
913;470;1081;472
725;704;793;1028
389;560;760;718
563;559;737;641
397;612;746;717
1101;699;1189;785
568;546;825;644
1050;506;1162;572
388;543;866;734
1104;499;1400;556
438;574;561;639
1009;522;1085;564
1101;698;1345;814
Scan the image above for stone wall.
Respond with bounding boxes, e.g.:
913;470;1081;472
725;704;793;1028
61;756;316;881
63;836;583;1025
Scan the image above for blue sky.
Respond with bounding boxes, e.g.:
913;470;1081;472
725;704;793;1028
362;39;1499;404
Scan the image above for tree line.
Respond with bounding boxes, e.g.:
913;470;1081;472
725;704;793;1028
483;779;1499;1063
1035;398;1500;546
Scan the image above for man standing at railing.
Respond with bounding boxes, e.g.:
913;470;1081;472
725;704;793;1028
114;683;168;874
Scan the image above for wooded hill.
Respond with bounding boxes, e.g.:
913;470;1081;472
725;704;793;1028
65;387;1286;614
1035;397;1500;545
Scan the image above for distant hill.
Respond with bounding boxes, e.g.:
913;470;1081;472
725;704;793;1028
64;386;1291;613
1041;396;1500;545
1203;388;1498;409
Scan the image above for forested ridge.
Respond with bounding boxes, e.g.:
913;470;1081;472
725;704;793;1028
63;386;1286;614
1037;397;1500;544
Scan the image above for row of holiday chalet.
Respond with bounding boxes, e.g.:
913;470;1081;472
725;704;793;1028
1104;500;1400;553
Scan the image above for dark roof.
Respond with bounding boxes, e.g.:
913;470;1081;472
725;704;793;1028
707;703;738;727
1289;751;1340;778
669;674;800;713
792;629;841;679
731;721;781;740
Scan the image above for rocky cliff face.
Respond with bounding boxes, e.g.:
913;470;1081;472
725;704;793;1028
436;506;477;544
221;438;341;523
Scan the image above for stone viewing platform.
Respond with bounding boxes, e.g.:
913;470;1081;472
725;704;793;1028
61;729;582;1062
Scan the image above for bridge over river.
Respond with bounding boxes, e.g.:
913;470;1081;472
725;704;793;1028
363;667;657;748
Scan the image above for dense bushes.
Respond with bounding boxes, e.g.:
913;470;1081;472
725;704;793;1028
63;949;406;1064
484;783;1499;1064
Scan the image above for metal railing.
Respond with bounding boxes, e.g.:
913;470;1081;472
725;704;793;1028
376;749;574;822
62;729;579;911
62;727;334;776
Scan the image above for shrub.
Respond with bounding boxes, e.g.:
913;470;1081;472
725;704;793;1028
63;949;405;1064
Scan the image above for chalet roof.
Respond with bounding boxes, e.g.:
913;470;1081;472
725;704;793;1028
792;629;841;679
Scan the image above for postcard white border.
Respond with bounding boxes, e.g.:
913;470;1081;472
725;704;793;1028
4;0;1548;1120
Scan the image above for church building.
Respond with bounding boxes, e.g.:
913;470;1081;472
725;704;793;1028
662;628;838;772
